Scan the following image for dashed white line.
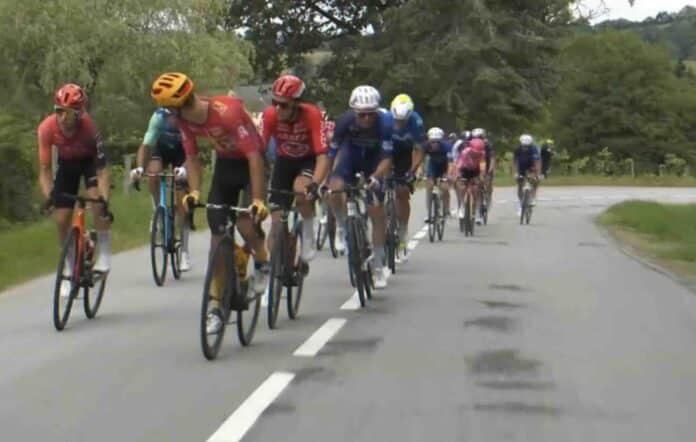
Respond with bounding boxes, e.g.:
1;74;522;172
413;230;426;240
293;318;347;357
340;292;360;310
207;371;295;442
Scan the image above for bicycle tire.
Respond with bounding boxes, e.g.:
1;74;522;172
463;192;472;236
525;201;533;225
236;276;261;346
150;207;168;286
315;217;327;251
358;220;373;300
84;269;107;319
385;197;397;274
428;194;437;243
53;227;80;331
437;197;445;241
468;192;476;236
347;218;367;307
267;228;284;329
520;189;529;225
327;212;338;258
287;222;304;319
200;237;235;360
171;216;182;280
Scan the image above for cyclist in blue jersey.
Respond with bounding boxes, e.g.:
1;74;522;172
130;108;192;271
328;85;393;289
384;93;425;262
514;134;541;215
424;127;453;222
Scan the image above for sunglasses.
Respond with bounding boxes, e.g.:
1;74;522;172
54;106;79;116
357;111;377;119
272;99;292;110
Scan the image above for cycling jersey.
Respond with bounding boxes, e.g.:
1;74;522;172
330;110;393;175
456;147;484;171
383;111;426;153
514;144;540;174
322;120;335;144
261;102;327;159
179;96;263;160
38;114;106;168
424;140;452;165
143;108;182;151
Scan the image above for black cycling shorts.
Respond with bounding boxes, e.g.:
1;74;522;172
207;158;251;235
53;159;99;208
392;148;412;178
151;143;185;168
459;168;480;181
269;155;315;210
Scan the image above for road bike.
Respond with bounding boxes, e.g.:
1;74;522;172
457;177;477;236
428;177;447;243
519;175;538;225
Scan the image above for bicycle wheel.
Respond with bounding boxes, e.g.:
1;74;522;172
267;228;284;329
385;198;397;274
428;195;437;243
150;207;168;286
327;212;338;258
464;192;472;236
236;274;261;346
200;237;235;360
468;192;476;236
357;219;374;300
525;200;533;225
53;227;80;331
84;268;107;319
171;216;182;280
520;189;529;225
436;198;445;241
347;218;367;307
287;222;304;319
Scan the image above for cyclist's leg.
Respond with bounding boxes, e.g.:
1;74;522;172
367;182;388;286
82;161;111;270
293;158;317;260
267;156;297;255
439;169;451;216
168;150;193;266
146;156;164;208
392;148;412;242
425;160;435;221
52;161;81;246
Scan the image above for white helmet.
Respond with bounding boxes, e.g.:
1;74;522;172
390;93;414;120
520;134;534;146
427;127;445;141
349;85;381;111
472;128;486;138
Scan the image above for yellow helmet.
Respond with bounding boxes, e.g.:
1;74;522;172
151;72;195;108
390;93;414;120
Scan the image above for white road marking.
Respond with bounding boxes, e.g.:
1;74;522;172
407;240;419;251
293;318;347;357
340;292;361;310
207;371;295;442
413;230;426;240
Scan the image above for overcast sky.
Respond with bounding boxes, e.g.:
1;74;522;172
585;0;696;22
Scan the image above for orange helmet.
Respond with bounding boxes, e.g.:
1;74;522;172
151;72;195;108
272;75;305;100
54;84;87;110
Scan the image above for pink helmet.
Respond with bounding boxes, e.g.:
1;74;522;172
54;83;87;110
469;138;485;153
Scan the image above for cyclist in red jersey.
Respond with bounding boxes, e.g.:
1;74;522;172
150;73;268;332
261;75;330;262
38;84;112;279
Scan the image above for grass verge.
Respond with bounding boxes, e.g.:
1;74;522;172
598;201;696;283
0;184;207;293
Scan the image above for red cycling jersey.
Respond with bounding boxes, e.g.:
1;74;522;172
260;103;328;159
322;120;335;145
178;96;262;160
37;114;106;167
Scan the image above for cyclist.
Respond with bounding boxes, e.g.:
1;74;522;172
541;138;555;179
424;127;453;222
130;108;193;271
384;93;425;262
471;128;495;224
150;72;269;334
38;84;112;290
260;74;330;262
454;138;486;219
328;85;393;289
514;134;541;215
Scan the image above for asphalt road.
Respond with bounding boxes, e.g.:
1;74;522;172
2;186;696;442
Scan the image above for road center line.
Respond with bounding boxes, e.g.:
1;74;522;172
340;292;360;310
293;318;347;357
207;371;295;442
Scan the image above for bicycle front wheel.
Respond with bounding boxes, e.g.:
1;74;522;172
287;223;304;320
267;228;284;329
520;189;530;225
428;195;437;243
200;237;235;360
347;218;367;307
236;276;261;346
171;216;182;280
84;269;107;319
464;192;473;236
150;207;168;286
53;227;80;331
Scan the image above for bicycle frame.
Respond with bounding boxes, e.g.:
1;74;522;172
70;201;88;280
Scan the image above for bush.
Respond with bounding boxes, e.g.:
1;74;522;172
0;113;37;222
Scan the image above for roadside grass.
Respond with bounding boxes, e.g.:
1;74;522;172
0;183;207;293
598;201;696;281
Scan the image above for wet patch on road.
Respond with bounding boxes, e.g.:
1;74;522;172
489;283;527;292
464;316;516;332
473;402;561;417
476;380;555;391
478;300;525;310
466;349;541;376
263;401;296;415
322;337;382;355
292;366;335;384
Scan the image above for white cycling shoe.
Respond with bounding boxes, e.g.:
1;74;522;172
180;251;192;272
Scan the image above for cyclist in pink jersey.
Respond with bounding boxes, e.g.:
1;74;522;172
454;138;485;220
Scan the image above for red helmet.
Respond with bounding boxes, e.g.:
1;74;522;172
469;138;485;153
54;84;87;110
272;75;305;100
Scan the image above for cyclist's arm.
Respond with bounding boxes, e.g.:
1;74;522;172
308;105;330;184
247;152;266;201
93;128;110;200
136;144;151;171
138;112;164;169
487;151;496;174
37;125;53;199
410;143;424;173
372;156;393;180
181;123;202;193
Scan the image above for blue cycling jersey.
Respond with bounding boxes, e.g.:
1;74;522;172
383;111;426;154
424;140;452;164
142;108;183;152
514;144;540;171
329;110;393;161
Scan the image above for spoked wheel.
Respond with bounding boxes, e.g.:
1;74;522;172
53;227;80;331
525;201;533;225
150;207;168;286
428;195;437;243
236;275;261;346
315;212;328;251
327;212;338;258
200;238;235;360
520;190;530;225
464;193;473;236
347;219;367;307
267;229;284;329
287;223;304;320
436;200;445;241
84;268;107;319
171;218;182;280
358;222;373;301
